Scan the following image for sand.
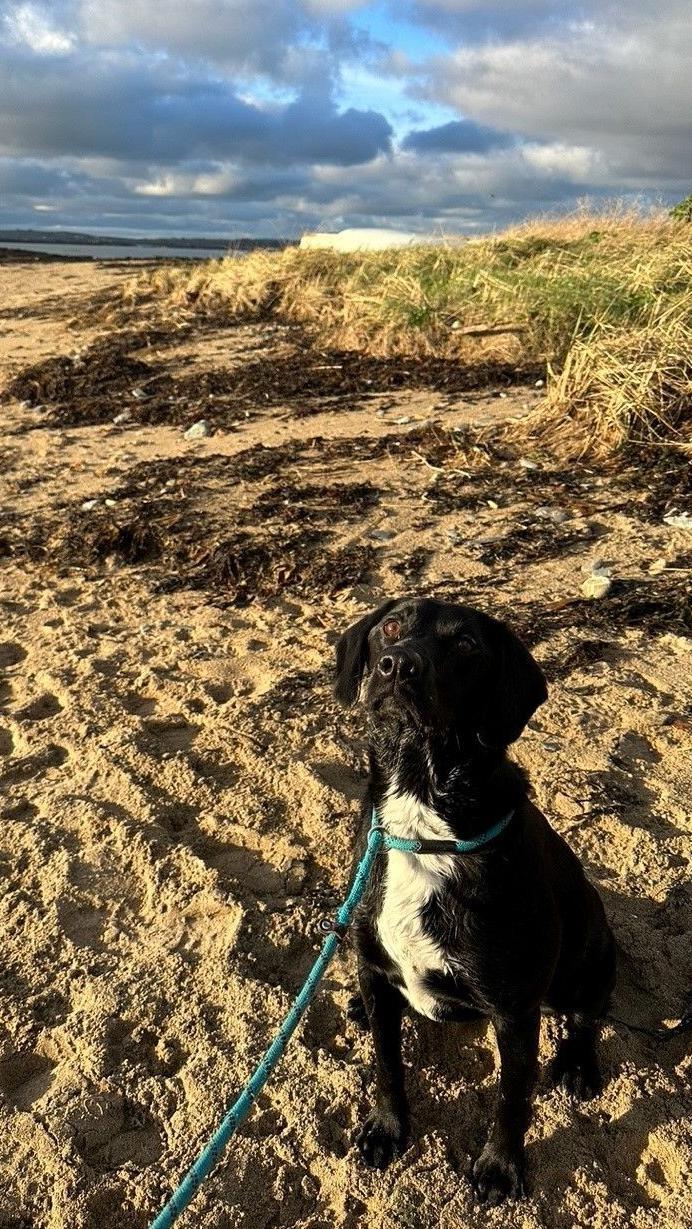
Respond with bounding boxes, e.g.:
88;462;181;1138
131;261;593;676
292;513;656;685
0;262;690;1229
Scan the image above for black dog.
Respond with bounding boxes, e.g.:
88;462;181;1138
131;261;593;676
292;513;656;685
334;596;615;1205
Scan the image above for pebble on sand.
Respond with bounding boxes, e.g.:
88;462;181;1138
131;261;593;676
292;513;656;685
183;419;212;440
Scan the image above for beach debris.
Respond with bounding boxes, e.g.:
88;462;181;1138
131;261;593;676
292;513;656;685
536;506;570;524
663;511;692;529
184;419;212;440
113;410;132;424
582;565;612;599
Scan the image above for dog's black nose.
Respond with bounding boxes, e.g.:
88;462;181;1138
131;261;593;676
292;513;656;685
377;647;419;681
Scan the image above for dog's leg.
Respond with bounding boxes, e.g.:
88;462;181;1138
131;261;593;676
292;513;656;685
552;1010;603;1099
356;965;408;1169
472;1008;540;1205
346;992;369;1030
552;941;614;1099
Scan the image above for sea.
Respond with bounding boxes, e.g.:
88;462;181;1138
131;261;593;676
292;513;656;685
0;241;235;261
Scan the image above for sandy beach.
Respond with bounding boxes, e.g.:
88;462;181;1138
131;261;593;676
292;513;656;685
0;259;690;1229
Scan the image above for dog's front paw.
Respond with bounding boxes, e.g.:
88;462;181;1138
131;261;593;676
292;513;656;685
356;1110;407;1169
472;1146;527;1205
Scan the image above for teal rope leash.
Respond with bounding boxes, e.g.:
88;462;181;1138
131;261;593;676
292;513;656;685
148;808;513;1229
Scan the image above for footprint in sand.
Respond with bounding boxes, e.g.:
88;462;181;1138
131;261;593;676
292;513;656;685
0;1051;56;1110
0;642;27;669
637;1127;689;1202
15;692;64;723
58;902;107;950
69;1093;163;1172
204;681;235;704
0;743;68;785
121;692;158;717
139;715;199;755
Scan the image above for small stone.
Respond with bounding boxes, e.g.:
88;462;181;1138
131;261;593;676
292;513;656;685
534;378;545;388
131;387;150;401
499;392;508;398
183;419;212;440
113;410;131;424
393;416;411;425
369;529;396;541
518;457;539;470
536;506;570;523
104;499;116;508
81;499;99;511
648;558;667;575
582;572;612;599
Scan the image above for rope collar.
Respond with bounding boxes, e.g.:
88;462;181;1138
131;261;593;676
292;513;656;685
369;804;514;854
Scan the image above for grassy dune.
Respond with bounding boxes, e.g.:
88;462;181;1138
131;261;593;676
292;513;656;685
127;208;692;459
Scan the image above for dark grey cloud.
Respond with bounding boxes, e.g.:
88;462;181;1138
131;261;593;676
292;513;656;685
0;47;392;167
402;119;514;154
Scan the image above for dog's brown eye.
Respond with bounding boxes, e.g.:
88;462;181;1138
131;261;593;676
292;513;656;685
457;634;476;652
382;618;401;640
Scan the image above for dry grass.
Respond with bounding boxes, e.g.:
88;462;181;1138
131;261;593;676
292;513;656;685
126;206;692;458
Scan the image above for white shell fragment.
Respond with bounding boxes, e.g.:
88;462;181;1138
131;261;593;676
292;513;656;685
663;511;692;529
582;571;612;599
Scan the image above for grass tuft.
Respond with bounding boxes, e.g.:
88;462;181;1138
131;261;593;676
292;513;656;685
126;206;692;458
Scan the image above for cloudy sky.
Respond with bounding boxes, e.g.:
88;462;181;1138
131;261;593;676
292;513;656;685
1;1;690;237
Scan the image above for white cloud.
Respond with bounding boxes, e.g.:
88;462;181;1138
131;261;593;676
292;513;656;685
5;3;74;53
418;8;692;184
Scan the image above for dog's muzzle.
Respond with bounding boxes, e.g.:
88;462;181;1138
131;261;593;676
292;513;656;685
376;645;421;686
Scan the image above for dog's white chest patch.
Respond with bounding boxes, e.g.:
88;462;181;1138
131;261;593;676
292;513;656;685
376;789;457;1020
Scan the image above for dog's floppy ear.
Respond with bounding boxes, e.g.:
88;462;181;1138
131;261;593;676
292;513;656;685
334;599;399;706
478;616;547;747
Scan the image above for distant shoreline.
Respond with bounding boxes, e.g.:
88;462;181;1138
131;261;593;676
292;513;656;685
0;243;247;264
0;229;289;250
0;245;91;263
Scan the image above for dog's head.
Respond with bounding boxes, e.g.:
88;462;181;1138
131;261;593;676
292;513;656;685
334;596;546;748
